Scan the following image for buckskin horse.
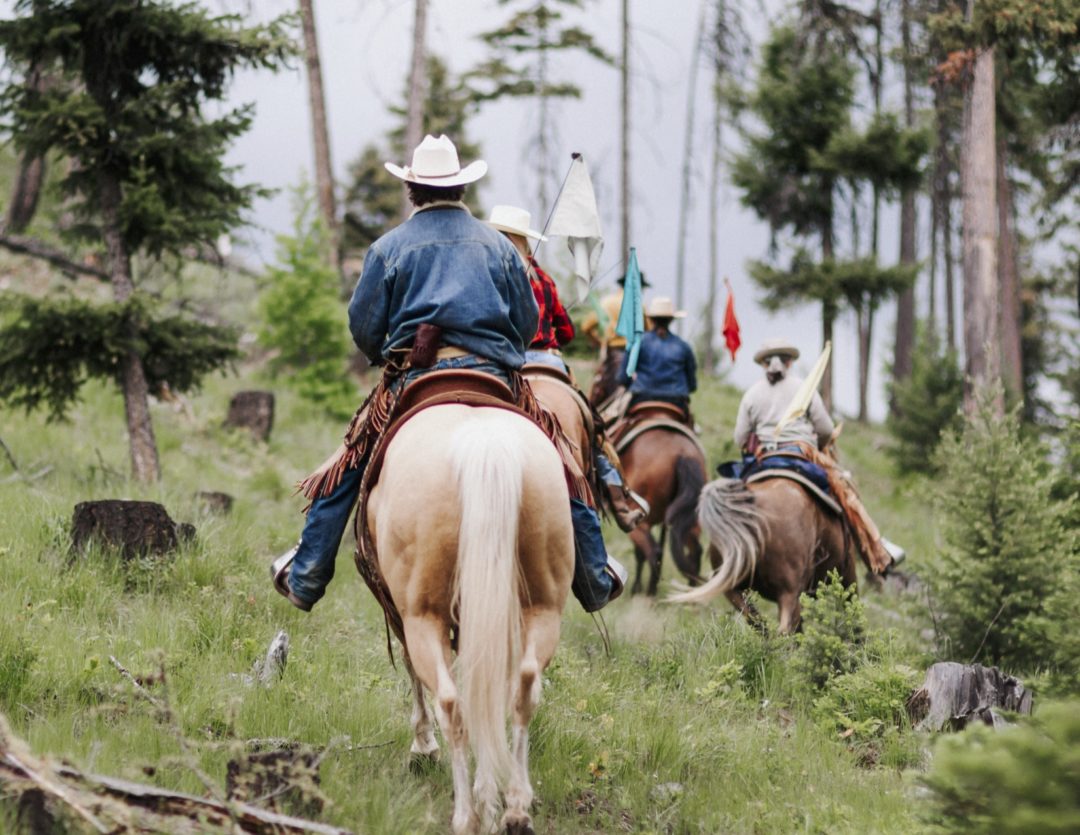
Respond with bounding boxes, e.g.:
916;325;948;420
669;475;856;633
612;402;707;596
366;402;574;835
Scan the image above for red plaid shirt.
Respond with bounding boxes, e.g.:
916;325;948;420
529;258;575;349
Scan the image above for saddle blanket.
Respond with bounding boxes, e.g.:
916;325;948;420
718;450;832;495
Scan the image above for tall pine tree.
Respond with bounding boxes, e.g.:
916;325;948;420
0;0;291;481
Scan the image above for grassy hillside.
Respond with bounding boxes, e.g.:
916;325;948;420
0;334;941;833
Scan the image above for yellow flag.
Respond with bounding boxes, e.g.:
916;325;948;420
773;341;831;440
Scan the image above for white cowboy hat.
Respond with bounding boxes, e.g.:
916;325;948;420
753;338;800;365
384;134;487;187
645;297;686;319
485;205;548;241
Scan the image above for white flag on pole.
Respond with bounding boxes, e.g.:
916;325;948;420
546;155;603;303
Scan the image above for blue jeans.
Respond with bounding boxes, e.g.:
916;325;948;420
524;349;568;370
288;355;616;611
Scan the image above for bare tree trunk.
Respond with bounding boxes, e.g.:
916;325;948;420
401;0;429;220
538;15;551;211
704;62;722;374
996;139;1023;401
821;219;835;412
620;0;631;274
943;145;957;352
892;0;916;400
961;38;1001;414
929;161;939;330
299;0;337;264
858;303;874;421
99;172;160;483
4;64;48;234
675;1;707;324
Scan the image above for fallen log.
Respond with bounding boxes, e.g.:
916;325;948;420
0;711;352;834
907;661;1033;731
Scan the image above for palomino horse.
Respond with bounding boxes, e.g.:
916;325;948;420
615;406;706;596
669;476;855;633
368;405;574;835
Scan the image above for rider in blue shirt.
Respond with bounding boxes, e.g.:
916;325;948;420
619;296;697;421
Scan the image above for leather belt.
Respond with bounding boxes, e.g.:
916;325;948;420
435;345;470;360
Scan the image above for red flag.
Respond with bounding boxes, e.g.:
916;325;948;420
722;279;741;362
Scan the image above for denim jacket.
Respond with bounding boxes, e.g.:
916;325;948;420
348;204;539;368
619;330;698;398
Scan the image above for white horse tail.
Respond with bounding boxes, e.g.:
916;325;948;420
451;415;523;789
668;477;764;604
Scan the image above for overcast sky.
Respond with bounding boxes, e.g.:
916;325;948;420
178;2;962;418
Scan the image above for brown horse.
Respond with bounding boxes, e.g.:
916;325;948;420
368;405;574;834
616;408;706;596
669;476;855;633
588;347;626;408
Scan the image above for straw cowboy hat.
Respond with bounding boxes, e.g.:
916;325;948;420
485;205;548;241
645;297;686;319
384;134;487;187
753;338;800;365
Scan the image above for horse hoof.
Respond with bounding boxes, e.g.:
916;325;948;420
408;751;440;775
504;819;534;835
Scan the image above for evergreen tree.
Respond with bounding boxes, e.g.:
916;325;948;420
468;0;612;209
885;324;963;474
0;0;291;481
342;55;482;253
928;390;1072;670
259;190;355;420
731;25;855;409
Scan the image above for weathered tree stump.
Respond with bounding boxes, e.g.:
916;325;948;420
196;491;234;515
71;500;188;560
226;748;323;818
224;391;275;441
907;662;1033;731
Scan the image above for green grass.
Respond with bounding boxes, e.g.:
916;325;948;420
0;357;938;833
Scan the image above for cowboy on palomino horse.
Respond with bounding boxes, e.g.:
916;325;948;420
670;337;903;632
269;135;625;616
485;203;646;535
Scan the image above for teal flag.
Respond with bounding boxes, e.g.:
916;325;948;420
615;247;644;376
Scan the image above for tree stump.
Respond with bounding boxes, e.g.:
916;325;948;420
226;748;323;818
71;500;186;560
224;391;275;441
195;491;234;515
907;662;1033;731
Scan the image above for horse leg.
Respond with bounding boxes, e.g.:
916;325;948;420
629;524;655;596
502;608;560;835
404;653;439;769
647;527;665;596
404;615;477;835
777;590;803;635
724;590;768;635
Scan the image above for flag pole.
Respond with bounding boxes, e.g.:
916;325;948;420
532;152;580;261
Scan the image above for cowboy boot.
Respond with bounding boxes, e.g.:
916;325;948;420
606;482;646;532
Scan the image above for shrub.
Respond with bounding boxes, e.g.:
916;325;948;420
813;663;923;769
928;391;1072;671
886;325;963;474
922;701;1080;834
258;193;357;419
794;571;870;688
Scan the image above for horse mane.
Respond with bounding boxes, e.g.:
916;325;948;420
668;477;764;605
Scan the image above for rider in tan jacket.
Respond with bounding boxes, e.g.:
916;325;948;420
735;338;904;574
